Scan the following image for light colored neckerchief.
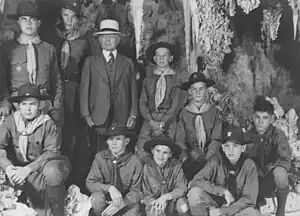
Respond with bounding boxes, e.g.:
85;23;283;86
186;101;211;150
58;28;80;70
13;110;51;162
17;35;42;84
154;67;176;109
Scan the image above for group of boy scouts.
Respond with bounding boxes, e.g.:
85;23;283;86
0;1;292;216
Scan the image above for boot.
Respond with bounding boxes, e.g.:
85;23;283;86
275;188;289;216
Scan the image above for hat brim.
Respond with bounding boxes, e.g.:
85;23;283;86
93;31;121;37
144;139;181;157
8;95;50;103
180;78;215;91
7;13;41;20
145;42;179;65
103;130;136;139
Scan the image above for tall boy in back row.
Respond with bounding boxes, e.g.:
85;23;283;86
245;96;291;216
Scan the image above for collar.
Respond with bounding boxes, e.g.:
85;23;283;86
102;49;117;62
250;125;274;140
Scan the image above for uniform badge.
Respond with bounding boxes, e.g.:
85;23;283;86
16;66;22;72
227;131;232;137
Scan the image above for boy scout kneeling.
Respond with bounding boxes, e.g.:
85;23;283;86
142;134;190;216
86;125;143;216
188;126;260;216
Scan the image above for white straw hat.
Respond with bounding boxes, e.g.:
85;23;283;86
93;19;121;36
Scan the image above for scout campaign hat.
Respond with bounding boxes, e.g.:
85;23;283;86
8;83;50;103
144;134;181;157
61;0;81;16
7;1;41;20
181;72;215;91
222;126;247;145
104;125;136;139
93;19;121;37
145;42;179;65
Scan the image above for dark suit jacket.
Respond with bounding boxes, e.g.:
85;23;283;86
80;53;138;126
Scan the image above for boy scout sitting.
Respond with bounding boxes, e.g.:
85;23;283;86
0;83;70;216
245;96;291;216
86;125;143;216
142;134;190;216
188;126;260;216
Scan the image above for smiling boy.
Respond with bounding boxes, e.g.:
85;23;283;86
86;125;142;216
188;126;259;216
142;134;189;216
245;96;291;216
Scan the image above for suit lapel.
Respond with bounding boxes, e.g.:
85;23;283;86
92;54;110;85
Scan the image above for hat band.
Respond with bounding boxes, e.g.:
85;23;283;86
99;28;119;32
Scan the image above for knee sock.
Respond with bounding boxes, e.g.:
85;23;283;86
276;188;289;216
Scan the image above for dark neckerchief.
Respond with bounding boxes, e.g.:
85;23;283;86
220;150;247;199
143;155;179;198
104;150;133;193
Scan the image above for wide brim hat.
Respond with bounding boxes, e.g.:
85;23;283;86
103;125;136;139
144;134;181;157
61;0;81;16
145;42;179;65
93;19;121;37
7;1;41;20
181;72;215;91
8;83;50;103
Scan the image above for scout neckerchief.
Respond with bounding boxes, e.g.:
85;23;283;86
56;26;80;70
185;101;211;150
13;110;51;162
220;150;247;199
17;35;42;84
154;67;176;110
107;150;133;194
144;155;179;198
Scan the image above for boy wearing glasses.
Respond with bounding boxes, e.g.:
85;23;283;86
0;1;63;126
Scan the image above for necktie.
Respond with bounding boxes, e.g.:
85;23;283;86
108;52;115;65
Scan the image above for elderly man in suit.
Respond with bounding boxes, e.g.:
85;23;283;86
80;19;138;156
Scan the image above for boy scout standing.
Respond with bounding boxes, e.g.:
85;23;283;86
0;1;63;126
0;83;70;216
188;126;260;216
142;134;190;216
176;72;222;181
86;125;142;216
136;42;181;159
245;96;291;216
80;19;138;154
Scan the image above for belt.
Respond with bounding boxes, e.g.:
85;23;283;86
63;74;80;83
156;107;169;113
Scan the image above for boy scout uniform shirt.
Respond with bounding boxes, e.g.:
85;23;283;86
142;155;187;201
86;149;143;206
190;156;259;216
176;106;222;161
244;125;292;176
0;114;60;172
0;40;63;112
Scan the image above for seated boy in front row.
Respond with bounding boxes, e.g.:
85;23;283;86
86;125;143;216
188;126;260;216
142;134;190;216
245;96;291;216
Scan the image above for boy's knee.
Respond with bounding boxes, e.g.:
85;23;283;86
272;167;289;189
43;159;70;186
188;187;205;206
90;191;106;213
176;197;189;213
